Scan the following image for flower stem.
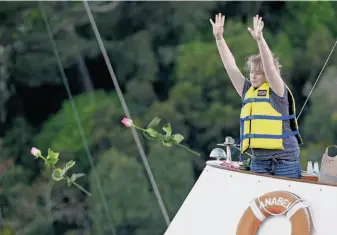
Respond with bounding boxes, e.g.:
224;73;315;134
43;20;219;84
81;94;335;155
72;181;92;196
132;124;147;132
64;174;91;196
177;143;201;156
131;123;201;157
40;155;47;161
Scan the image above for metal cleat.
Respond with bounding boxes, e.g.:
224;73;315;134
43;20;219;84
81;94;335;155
216;136;235;162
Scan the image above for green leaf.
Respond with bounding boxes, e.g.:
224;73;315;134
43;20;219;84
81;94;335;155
162;123;172;137
143;129;166;141
52;168;64;181
162;139;173;147
143;128;158;140
161;133;184;147
65;160;76;171
162;136;178;147
48;148;59;160
147;117;161;129
145;128;158;138
45;157;58;166
71;174;76;181
66;173;76;186
240;158;251;171
67;179;74;186
172;134;184;144
143;131;157;140
46;149;60;166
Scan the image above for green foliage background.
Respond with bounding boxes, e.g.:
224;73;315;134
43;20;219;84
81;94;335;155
0;1;336;234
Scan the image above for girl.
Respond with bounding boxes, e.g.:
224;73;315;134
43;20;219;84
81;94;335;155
210;13;302;179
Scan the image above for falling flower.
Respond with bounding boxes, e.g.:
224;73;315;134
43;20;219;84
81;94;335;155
30;147;41;158
121;116;201;157
121;117;133;127
30;147;91;196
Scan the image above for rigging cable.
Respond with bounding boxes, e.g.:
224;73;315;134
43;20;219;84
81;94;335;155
82;0;171;226
297;40;337;120
38;2;118;235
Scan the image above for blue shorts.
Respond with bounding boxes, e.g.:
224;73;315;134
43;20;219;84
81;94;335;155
250;150;302;179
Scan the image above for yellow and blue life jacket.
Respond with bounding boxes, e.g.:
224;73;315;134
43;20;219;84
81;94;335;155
240;82;303;154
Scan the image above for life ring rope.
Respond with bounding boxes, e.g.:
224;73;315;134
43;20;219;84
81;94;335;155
285;201;309;219
249;200;266;222
239;191;316;235
284;191;317;233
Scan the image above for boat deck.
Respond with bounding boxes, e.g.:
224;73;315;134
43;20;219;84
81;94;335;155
207;160;337;188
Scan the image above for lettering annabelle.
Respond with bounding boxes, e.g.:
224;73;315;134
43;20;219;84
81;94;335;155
259;197;291;210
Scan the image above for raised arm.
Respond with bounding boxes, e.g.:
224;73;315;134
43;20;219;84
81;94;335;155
248;15;285;97
210;13;245;96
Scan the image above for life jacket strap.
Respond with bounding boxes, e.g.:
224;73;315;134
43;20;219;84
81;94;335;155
242;98;269;105
240;114;296;121
241;130;300;141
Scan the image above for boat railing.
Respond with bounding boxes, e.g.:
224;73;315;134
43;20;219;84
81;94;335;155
208;137;337;187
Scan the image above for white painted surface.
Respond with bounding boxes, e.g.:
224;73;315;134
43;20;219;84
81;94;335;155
164;161;336;235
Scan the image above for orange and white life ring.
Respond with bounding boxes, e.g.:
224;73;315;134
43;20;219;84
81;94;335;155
236;191;313;235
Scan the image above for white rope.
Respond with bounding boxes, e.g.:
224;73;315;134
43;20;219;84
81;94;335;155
249;199;266;221
38;2;118;235
257;197;302;217
82;0;171;226
297;40;337;120
285;201;309;219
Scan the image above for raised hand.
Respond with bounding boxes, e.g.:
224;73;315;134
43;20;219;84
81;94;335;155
209;13;225;40
248;15;264;41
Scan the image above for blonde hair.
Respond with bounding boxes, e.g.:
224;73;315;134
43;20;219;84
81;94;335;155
244;54;282;74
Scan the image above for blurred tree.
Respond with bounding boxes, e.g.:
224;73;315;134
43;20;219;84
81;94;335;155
88;142;195;235
0;165;87;235
0;44;13;124
88;148;160;235
300;66;337;165
281;1;337;110
10;2;118;88
302;66;337;148
146;142;195;218
1;2;337;235
281;2;336;48
2;117;37;168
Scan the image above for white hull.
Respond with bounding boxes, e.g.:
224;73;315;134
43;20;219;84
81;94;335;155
164;161;336;235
